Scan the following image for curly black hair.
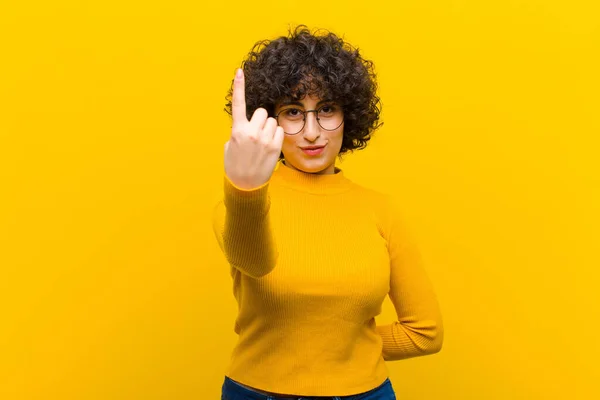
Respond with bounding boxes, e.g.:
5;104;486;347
224;25;382;159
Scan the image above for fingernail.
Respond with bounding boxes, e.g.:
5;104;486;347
236;68;242;79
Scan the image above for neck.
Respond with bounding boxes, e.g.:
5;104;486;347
272;160;351;195
282;160;338;175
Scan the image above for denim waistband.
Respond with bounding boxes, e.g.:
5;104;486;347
222;376;392;400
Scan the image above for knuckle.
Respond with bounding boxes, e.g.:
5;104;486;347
231;122;250;137
230;128;242;138
228;135;239;145
268;142;281;152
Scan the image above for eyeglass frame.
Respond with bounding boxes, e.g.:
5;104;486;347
273;104;344;135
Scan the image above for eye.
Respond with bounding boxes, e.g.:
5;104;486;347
318;104;337;115
280;108;304;120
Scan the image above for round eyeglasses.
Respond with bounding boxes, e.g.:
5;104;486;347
274;104;344;135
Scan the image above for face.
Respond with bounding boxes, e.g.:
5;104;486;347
274;93;344;175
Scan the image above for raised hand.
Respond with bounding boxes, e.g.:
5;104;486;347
224;68;285;190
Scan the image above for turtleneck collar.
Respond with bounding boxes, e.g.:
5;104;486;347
270;160;353;195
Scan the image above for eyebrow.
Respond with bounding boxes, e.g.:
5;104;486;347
278;99;335;107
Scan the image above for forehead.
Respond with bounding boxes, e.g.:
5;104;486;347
276;94;334;108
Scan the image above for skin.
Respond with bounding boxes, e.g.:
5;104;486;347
274;93;344;175
224;69;285;190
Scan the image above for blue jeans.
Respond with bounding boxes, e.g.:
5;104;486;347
221;376;397;400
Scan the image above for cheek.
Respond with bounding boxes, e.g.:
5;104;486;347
282;136;295;149
281;136;297;157
331;130;344;146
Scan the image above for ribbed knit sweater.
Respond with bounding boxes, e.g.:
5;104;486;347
212;160;444;397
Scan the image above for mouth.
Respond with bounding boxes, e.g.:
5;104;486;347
300;145;326;155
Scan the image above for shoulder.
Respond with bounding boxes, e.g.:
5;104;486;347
347;183;404;237
349;181;398;210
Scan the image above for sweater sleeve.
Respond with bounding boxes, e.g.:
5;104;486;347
376;196;444;361
211;174;279;279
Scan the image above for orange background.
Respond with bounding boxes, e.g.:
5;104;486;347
1;1;598;399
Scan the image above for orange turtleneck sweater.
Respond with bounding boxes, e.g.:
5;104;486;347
211;160;444;397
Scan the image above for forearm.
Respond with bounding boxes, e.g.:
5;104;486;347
213;174;279;278
376;315;444;361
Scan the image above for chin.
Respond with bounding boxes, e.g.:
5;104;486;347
287;158;335;174
302;165;327;174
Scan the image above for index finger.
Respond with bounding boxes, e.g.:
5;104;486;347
232;68;247;124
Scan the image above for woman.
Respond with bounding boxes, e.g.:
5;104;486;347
212;25;444;400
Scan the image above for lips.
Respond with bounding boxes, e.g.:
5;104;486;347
301;145;326;156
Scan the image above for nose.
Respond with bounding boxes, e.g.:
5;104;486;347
302;111;321;141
